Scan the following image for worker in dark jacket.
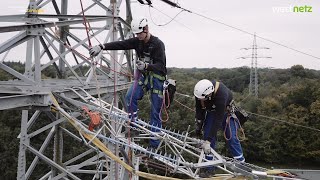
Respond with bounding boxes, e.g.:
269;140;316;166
89;17;166;148
194;79;245;177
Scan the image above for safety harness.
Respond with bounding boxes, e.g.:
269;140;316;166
224;100;246;141
137;36;167;95
198;81;246;141
138;71;166;95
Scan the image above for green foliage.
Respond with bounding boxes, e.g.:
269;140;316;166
1;63;320;179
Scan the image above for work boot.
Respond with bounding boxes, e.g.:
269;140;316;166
199;168;215;178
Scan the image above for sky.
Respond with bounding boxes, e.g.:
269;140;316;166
0;0;320;70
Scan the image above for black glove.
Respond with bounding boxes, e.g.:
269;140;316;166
195;119;204;137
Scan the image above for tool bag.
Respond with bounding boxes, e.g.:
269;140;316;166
234;105;249;126
164;79;176;108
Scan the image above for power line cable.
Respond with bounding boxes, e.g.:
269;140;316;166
173;91;320;133
149;7;185;27
148;6;192;31
248;112;320;133
158;0;320;61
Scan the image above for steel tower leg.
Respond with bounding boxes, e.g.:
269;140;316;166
17;110;29;180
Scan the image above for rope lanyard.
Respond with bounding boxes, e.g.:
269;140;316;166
79;0;92;48
159;89;169;123
79;0;132;77
224;113;246;141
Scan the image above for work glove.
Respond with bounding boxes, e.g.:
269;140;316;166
195;119;203;137
137;60;148;71
89;44;104;57
201;140;211;154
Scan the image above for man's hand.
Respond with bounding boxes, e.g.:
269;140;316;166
195;119;203;137
137;60;148;71
201;140;211;154
89;45;103;57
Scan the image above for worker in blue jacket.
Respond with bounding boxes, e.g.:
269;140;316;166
194;79;245;177
89;17;166;148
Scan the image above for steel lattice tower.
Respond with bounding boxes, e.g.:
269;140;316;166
240;33;271;97
0;0;134;179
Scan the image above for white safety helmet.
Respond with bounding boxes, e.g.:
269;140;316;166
194;79;214;99
131;18;148;34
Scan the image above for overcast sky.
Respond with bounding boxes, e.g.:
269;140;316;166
1;0;319;70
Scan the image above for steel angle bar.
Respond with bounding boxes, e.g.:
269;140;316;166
60;127;83;142
37;14;114;20
68;169;108;174
55;95;99;112
1;50;10;62
225;162;258;179
151;155;192;177
36;0;45;6
0;17;118;33
64;31;112;73
27;110;42;131
26;145;81;180
67;60;87;73
67;152;106;172
0;31;34;54
69;2;98;21
0;94;50;110
65;38;84;76
41;26;106;71
193;159;225;169
25;126;55;179
98;135;178;163
28;112;81;138
38;171;51;180
86;23;116;83
28;118;65;138
39;36;63;78
64;149;95;166
92;0;114;14
52;83;130;98
64;88;90;103
37;0;53;9
42;35;84;85
51;173;68;180
169;143;194;174
0;15;29;22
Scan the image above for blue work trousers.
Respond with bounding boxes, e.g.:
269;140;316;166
203;111;245;162
125;74;164;147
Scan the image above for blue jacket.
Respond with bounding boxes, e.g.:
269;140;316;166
195;80;233;141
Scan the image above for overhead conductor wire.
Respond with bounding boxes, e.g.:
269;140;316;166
158;0;320;60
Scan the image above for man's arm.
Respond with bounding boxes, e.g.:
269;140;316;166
195;97;207;137
195;98;206;121
102;37;138;50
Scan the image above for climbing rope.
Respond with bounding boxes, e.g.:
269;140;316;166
159;87;170;123
223;115;246;142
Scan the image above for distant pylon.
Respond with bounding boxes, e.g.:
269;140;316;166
239;33;271;97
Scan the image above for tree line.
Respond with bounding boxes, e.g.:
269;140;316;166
0;62;319;178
